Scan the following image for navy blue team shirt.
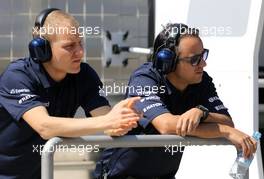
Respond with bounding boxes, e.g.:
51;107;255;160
94;62;230;178
0;58;109;179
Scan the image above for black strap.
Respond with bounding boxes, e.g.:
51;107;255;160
34;8;60;28
152;68;172;95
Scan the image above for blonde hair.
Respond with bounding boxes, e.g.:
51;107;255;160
32;10;79;41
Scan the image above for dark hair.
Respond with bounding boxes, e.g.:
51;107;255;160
153;23;200;54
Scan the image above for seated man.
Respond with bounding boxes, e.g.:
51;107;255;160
0;8;140;179
94;23;257;179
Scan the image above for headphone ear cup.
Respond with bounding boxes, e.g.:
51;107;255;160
28;37;52;63
29;8;58;63
153;48;176;74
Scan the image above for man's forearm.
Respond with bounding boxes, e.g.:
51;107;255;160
23;106;112;139
35;116;112;139
152;112;234;136
187;122;230;139
186;112;234;138
205;112;234;127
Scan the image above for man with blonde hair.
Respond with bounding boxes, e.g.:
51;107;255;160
0;8;140;179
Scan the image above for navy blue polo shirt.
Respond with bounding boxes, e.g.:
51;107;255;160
0;58;109;179
94;62;230;178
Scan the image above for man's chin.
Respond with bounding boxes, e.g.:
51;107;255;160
68;68;81;74
191;77;203;84
195;73;203;83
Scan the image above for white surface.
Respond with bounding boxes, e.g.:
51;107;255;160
129;47;152;55
102;31;128;67
155;0;263;178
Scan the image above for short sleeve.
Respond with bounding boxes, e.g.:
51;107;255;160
80;64;109;114
200;73;230;117
126;72;169;128
0;69;46;121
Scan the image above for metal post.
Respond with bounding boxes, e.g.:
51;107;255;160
41;137;63;179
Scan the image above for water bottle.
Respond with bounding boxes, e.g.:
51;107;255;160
229;131;262;179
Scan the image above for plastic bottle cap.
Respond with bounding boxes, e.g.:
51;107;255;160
253;131;262;140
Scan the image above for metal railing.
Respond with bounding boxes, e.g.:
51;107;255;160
40;135;249;179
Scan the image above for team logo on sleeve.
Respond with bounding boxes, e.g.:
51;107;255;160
208;96;220;103
215;105;227;111
143;103;162;113
18;94;37;104
140;96;160;102
208;96;228;111
10;88;30;94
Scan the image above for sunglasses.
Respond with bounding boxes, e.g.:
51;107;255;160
178;49;209;66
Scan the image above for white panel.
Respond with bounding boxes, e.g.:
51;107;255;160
155;0;263;178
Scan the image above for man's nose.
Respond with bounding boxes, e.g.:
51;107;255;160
199;59;207;67
74;44;84;57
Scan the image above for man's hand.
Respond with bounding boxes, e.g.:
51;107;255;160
175;108;203;136
225;127;257;158
104;97;141;136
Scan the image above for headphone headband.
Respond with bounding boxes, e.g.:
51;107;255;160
34;8;59;29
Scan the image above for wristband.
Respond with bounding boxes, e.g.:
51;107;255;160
196;105;209;122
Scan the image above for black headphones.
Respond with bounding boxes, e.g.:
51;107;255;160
152;23;189;74
28;8;60;63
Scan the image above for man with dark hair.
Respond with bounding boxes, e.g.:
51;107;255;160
94;23;257;179
0;9;140;179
